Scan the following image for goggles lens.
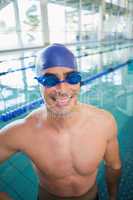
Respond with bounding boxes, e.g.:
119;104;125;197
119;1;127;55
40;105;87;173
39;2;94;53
35;71;81;88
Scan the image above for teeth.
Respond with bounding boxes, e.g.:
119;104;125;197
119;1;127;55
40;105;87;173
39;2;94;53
57;97;69;101
56;97;71;106
50;94;74;102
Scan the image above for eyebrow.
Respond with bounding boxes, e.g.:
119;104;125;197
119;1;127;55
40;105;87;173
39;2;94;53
44;71;75;76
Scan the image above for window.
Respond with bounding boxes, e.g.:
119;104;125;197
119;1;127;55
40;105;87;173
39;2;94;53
0;0;43;51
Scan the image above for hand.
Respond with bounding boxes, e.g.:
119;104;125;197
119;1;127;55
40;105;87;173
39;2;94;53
0;192;13;200
109;197;117;200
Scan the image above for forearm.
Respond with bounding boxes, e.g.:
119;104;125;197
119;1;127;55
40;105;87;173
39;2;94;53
0;135;18;164
0;146;18;164
105;164;121;200
0;192;13;200
0;149;14;164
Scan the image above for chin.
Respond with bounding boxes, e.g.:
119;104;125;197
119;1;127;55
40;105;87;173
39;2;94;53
53;110;71;117
47;102;77;118
49;106;74;118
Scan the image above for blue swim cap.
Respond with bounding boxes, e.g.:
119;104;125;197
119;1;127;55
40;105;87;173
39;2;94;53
36;43;77;75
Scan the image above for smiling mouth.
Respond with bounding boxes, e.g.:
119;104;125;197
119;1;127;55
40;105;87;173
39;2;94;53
50;95;73;106
56;97;71;106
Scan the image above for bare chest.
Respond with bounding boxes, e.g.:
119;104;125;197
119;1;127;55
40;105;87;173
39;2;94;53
24;127;106;179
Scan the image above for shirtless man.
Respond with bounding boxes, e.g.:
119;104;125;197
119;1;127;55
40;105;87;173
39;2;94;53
0;44;121;200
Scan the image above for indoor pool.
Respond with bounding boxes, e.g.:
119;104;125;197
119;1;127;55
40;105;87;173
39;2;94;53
0;46;133;200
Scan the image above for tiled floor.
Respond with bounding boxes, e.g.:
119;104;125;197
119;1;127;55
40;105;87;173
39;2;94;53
0;153;38;200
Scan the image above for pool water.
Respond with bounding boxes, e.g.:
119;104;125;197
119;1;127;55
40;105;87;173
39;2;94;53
0;47;133;200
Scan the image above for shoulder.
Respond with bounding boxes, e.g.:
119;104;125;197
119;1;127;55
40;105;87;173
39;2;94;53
0;107;47;150
82;103;109;117
1;106;47;135
25;106;47;122
83;103;116;121
82;103;117;138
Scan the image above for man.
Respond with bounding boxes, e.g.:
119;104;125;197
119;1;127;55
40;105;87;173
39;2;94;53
0;44;121;200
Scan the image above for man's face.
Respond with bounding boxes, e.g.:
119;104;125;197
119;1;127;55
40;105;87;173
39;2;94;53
40;66;80;117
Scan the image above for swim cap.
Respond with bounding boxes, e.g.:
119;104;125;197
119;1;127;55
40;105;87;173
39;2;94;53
36;43;77;75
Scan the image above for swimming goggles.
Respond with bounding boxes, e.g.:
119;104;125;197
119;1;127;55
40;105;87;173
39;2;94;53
35;71;81;88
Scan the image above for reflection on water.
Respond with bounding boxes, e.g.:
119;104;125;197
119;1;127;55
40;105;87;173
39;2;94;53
116;91;133;116
0;50;39;113
115;65;133;116
73;44;133;72
80;66;133;117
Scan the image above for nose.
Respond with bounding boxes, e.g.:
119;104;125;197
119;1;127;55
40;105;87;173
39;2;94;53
56;79;68;90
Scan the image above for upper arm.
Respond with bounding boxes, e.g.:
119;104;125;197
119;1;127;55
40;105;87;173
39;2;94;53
104;114;121;169
0;119;27;163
